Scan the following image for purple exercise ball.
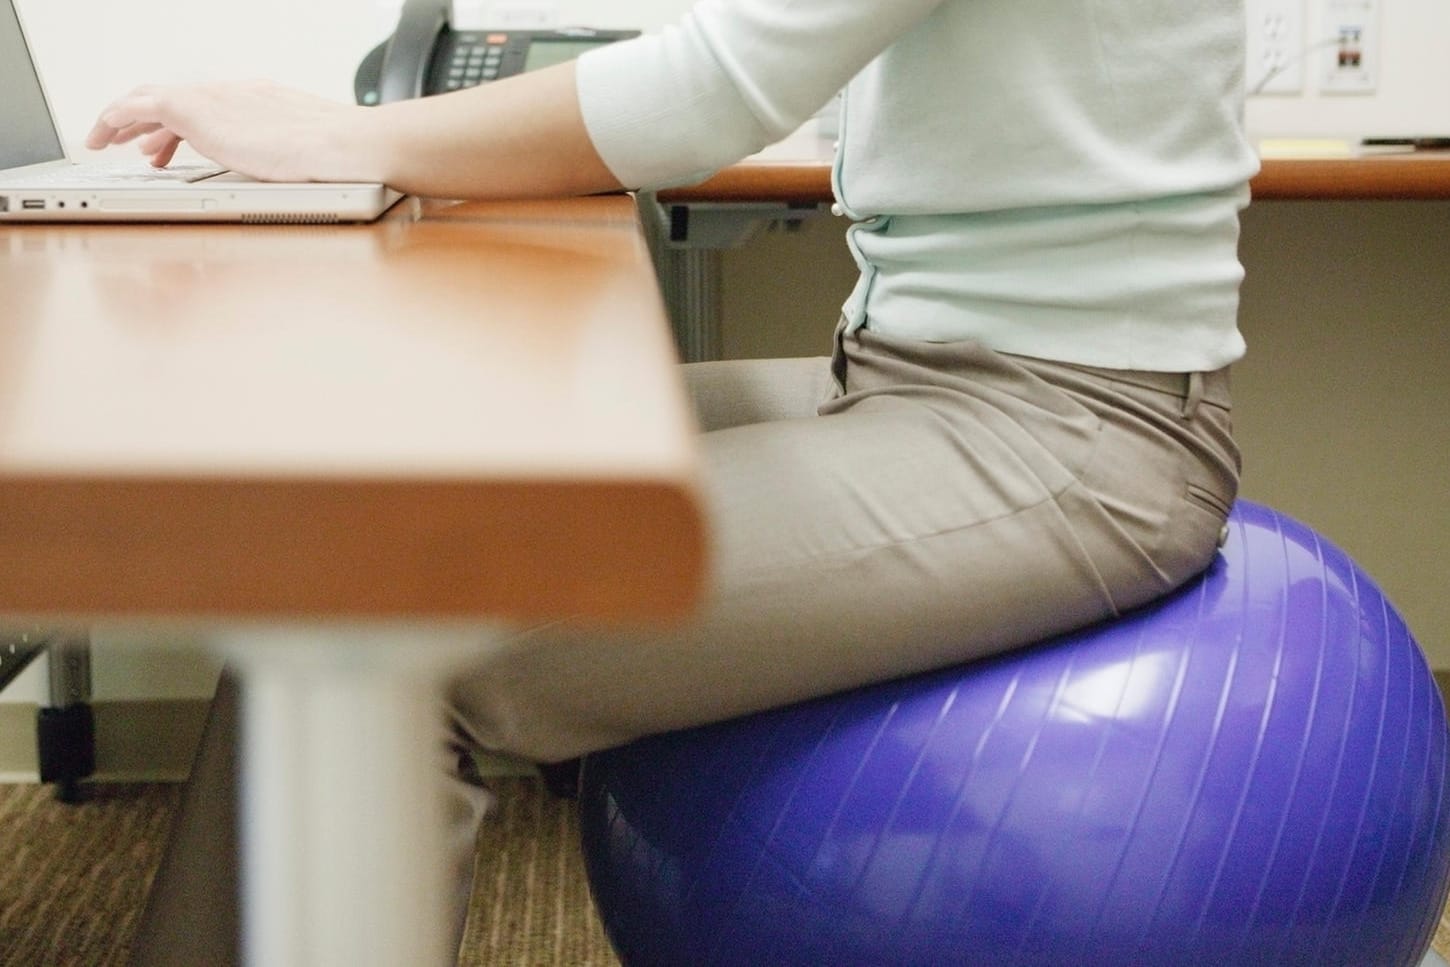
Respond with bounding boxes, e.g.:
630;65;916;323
579;501;1450;966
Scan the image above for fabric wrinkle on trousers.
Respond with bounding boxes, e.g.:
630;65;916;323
450;324;1239;764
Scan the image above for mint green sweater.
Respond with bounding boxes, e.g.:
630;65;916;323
576;0;1260;371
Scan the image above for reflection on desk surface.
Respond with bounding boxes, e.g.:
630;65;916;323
0;196;681;479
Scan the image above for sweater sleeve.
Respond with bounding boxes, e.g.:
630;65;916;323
574;0;946;190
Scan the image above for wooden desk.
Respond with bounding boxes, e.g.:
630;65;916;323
0;195;706;966
659;128;1450;204
1250;152;1450;200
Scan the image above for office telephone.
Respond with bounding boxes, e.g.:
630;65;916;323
355;0;638;105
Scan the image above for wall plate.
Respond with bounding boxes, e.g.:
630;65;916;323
1245;0;1306;95
1319;0;1378;94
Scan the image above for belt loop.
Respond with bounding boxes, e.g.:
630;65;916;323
1182;371;1204;420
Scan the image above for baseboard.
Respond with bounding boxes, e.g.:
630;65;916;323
0;704;38;782
0;699;209;783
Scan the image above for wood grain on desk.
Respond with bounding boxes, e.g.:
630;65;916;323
0;195;706;623
657;129;1450;203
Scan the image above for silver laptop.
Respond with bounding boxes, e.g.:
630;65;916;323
0;0;401;223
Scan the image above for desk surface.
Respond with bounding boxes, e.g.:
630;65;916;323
659;129;1450;204
0;195;706;623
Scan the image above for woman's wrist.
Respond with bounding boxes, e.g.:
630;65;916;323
337;103;402;186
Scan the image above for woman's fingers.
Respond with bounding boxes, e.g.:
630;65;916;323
105;121;165;146
136;128;183;166
86;89;193;167
83;80;378;183
85;91;167;149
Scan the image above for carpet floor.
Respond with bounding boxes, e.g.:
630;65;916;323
0;778;616;967
2;778;1448;966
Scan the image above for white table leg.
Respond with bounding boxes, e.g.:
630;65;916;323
216;625;490;967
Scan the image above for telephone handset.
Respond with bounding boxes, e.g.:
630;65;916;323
355;0;639;105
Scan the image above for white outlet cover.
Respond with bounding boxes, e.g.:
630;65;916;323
1245;0;1306;95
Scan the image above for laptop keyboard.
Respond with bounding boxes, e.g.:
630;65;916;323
9;162;227;186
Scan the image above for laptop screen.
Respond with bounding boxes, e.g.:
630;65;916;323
1;0;65;171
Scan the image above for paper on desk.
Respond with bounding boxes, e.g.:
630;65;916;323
1257;137;1416;159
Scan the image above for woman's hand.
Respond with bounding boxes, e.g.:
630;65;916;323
84;64;620;200
85;81;387;184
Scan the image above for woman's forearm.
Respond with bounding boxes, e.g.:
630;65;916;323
364;61;623;200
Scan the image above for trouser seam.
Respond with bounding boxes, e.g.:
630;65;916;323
1182;371;1205;419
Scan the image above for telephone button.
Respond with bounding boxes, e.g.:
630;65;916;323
485;33;508;44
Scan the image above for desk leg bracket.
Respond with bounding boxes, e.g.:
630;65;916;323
639;194;828;363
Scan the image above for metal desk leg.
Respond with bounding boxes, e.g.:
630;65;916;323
654;245;724;364
638;194;828;365
217;624;488;967
38;631;95;803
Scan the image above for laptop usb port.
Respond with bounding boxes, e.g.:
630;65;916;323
21;198;45;210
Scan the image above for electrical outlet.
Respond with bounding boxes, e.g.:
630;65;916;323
1245;0;1306;95
1319;0;1378;94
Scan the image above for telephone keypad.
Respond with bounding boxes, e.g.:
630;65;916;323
444;39;505;90
414;28;638;99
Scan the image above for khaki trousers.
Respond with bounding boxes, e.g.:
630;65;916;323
450;326;1239;763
